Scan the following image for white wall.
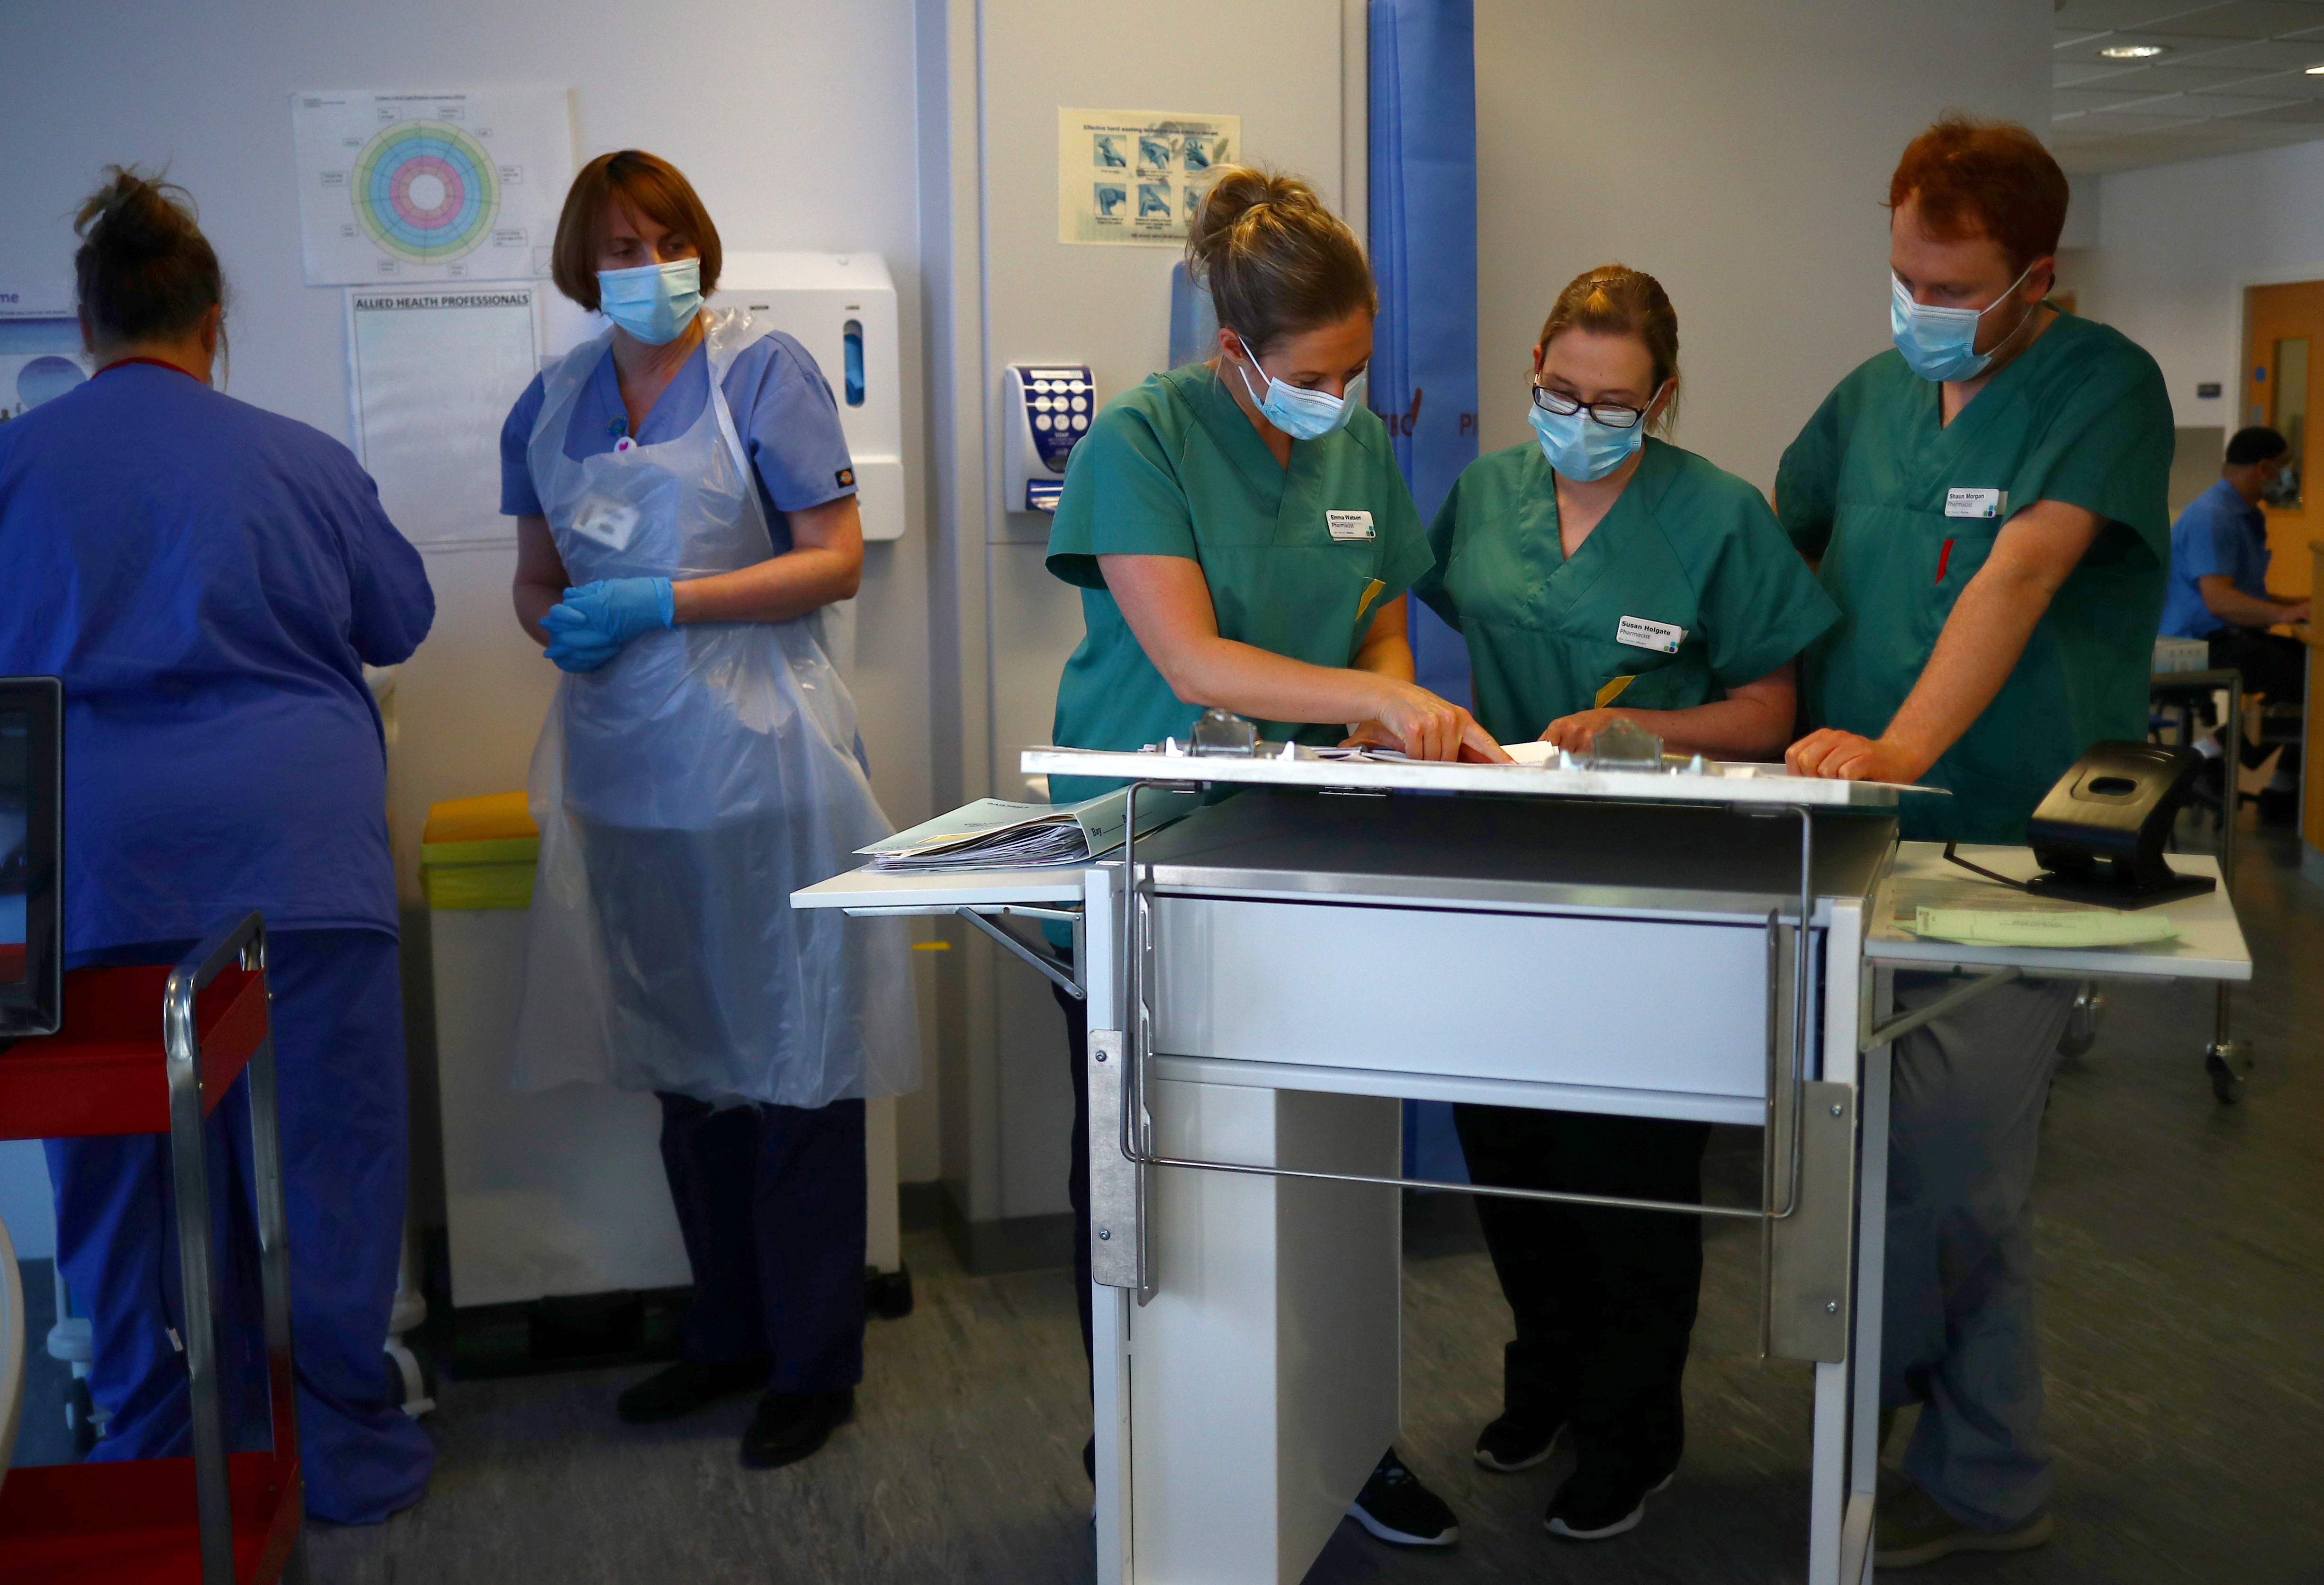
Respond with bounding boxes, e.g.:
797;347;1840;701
1474;0;2053;487
0;0;943;1181
919;0;1364;1241
2060;137;2324;428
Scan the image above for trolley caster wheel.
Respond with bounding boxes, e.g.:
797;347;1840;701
2057;984;2105;1059
2205;1047;2246;1104
866;1265;915;1321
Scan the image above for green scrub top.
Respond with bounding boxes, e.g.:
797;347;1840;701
1414;437;1838;746
1776;312;2173;844
1045;360;1432;806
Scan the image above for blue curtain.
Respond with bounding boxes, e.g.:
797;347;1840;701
1371;0;1479;1184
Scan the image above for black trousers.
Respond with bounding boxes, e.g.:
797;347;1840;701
656;1093;866;1395
1056;984;1095;1375
1452;1103;1712;1474
2209;628;2307;705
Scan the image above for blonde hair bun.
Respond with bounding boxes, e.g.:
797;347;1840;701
1185;166;1374;358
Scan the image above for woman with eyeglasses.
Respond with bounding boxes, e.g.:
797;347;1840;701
1412;265;1835;1545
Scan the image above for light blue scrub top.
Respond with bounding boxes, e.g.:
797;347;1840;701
499;329;858;543
0;362;435;952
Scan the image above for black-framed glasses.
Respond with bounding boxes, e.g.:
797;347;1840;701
1531;385;1648;429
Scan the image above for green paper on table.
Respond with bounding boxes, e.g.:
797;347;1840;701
1908;907;2180;949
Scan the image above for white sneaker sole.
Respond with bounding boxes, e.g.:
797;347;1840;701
1474;1424;1562;1473
1345;1503;1460;1549
1544;1471;1674;1542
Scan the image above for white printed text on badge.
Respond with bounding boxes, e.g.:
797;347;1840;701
1616;615;1684;654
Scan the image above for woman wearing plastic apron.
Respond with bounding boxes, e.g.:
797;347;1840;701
502;150;915;1471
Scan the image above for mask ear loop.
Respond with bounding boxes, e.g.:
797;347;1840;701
1225;330;1272;407
1977;260;2048;365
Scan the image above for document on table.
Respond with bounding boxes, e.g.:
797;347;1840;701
859;789;1190;870
1890;875;2180;948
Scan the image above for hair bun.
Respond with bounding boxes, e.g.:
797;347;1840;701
73;165;222;351
75;169;198;260
1187;167;1318;267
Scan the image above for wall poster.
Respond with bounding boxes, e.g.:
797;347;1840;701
1058;108;1241;245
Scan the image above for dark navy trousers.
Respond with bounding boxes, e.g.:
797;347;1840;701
655;1092;866;1394
45;928;433;1525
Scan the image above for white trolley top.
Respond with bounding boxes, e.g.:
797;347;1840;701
1019;744;1906;809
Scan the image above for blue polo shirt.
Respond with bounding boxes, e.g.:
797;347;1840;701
2161;477;2270;639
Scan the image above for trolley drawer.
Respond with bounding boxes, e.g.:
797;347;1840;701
1150;896;1783;1102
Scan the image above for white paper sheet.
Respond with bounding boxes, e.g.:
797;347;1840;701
347;286;541;549
292;87;575;286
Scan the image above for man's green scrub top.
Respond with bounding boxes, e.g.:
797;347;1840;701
1045;361;1431;806
1776;312;2173;843
1414;437;1837;745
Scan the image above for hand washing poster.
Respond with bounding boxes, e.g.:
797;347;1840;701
1058;109;1240;245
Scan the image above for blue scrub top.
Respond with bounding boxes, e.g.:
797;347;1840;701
0;362;434;952
499;328;856;548
2160;477;2270;640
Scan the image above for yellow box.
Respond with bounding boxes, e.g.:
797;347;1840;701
421;792;538;911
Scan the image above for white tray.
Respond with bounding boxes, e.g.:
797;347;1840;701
1021;744;1905;809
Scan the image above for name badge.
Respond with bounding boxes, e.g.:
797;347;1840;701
1945;487;2007;519
1327;510;1376;542
1616;615;1684;654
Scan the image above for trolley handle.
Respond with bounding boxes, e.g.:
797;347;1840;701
163;912;269;1066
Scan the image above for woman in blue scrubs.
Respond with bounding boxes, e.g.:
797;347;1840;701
0;171;436;1522
500;150;915;1471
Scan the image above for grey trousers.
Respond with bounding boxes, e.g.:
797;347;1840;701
1883;971;2077;1531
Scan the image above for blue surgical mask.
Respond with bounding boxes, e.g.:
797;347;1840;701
597;259;703;345
1230;338;1365;441
1529;399;1643;483
1889;263;2036;384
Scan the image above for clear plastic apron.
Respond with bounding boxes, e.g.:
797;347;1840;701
510;311;918;1109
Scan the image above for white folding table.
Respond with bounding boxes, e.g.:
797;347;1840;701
797;749;2249;1585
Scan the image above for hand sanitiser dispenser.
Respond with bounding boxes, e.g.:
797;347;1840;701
1003;364;1096;513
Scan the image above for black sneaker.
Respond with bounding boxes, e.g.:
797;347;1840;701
616;1357;769;1424
1544;1460;1675;1541
1347;1448;1460;1548
1474;1411;1563;1472
740;1387;856;1469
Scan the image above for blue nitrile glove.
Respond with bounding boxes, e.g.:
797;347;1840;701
540;576;675;672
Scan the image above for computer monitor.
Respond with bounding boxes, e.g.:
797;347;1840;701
0;677;61;1039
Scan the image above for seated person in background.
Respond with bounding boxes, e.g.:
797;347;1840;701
2159;425;2309;811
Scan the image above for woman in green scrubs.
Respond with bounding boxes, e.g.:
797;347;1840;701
1045;167;1491;1550
1414;265;1836;1545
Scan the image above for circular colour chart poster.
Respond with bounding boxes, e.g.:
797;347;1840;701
351;121;501;263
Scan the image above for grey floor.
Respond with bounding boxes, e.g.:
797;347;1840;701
15;824;2323;1583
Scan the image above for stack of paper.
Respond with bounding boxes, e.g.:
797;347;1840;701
858;790;1179;871
1907;907;2179;948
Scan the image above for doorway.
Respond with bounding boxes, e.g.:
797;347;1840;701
2243;279;2323;599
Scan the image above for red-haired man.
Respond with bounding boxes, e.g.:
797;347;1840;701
1775;117;2174;1567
